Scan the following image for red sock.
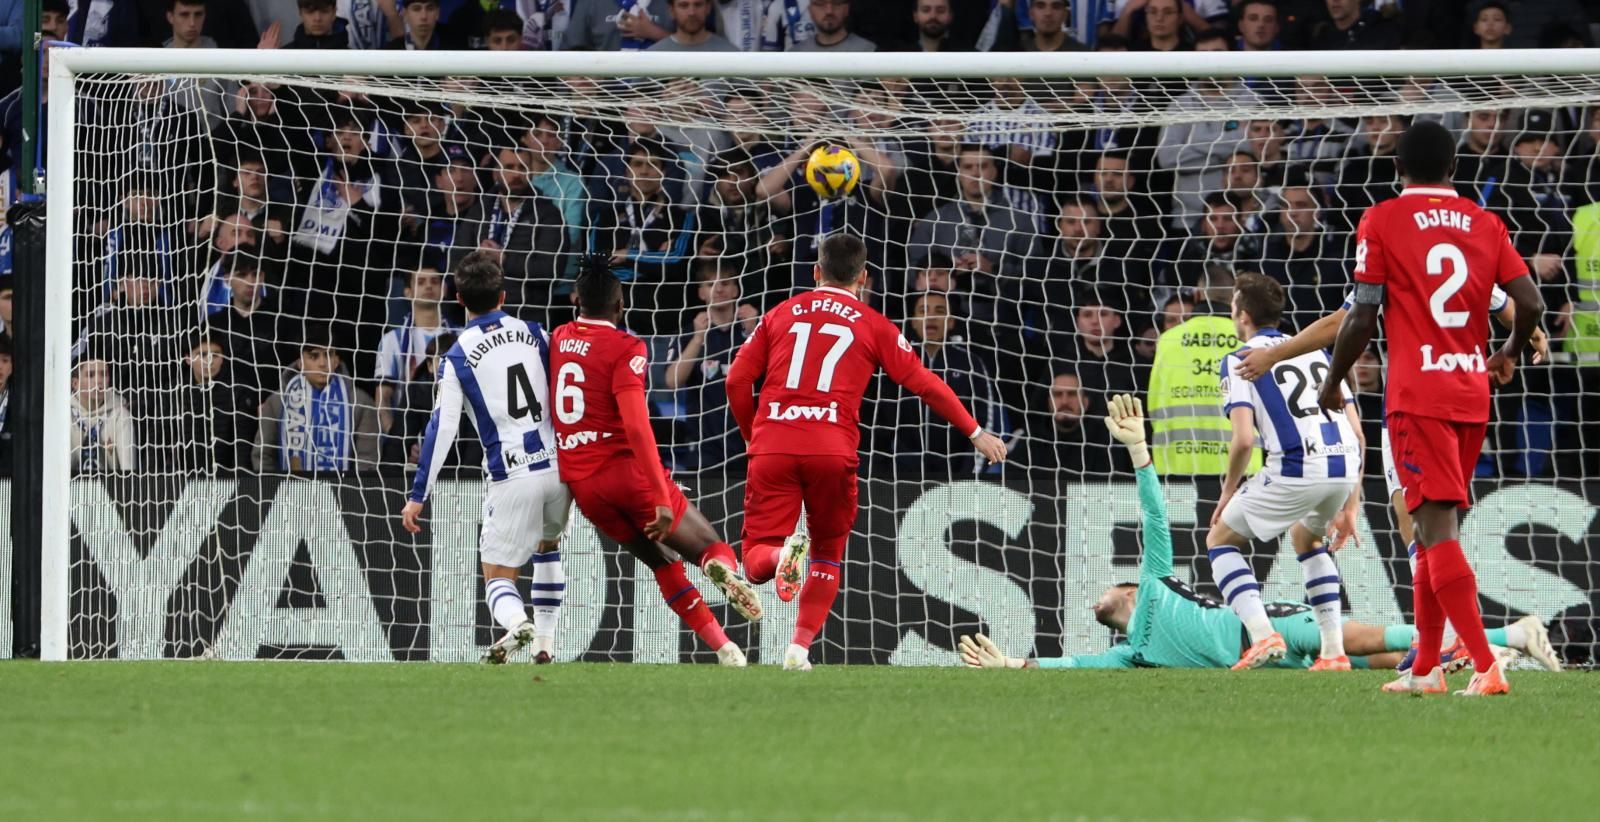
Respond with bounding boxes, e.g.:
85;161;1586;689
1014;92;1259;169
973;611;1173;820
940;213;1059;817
653;561;730;650
697;541;737;572
791;537;845;649
1411;549;1444;677
742;543;781;584
1425;539;1496;673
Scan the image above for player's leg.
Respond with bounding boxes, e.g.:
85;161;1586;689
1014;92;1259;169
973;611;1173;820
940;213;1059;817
739;454;806;592
785;455;860;670
1385;425;1459;672
1291;482;1358;665
1206;479;1282;668
477;480;545;664
527;478;574;663
657;502;764;622
1405;418;1505;693
623;536;745;667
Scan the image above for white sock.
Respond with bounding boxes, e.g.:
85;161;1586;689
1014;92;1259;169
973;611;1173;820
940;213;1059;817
1298;547;1345;657
1408;542;1458;645
1208;546;1274;643
486;577;529;633
1502;622;1528;649
530;551;565;639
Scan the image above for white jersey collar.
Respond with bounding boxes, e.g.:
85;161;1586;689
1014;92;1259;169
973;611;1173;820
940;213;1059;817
813;286;859;299
1400;185;1459;198
575;317;617;329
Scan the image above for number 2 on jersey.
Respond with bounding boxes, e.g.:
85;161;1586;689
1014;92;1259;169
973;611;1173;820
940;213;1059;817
1426;242;1470;329
1272;360;1331;419
784;322;855;392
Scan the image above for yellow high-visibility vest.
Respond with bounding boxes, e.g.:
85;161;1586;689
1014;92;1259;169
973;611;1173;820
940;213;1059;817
1566;202;1600;362
1147;315;1261;476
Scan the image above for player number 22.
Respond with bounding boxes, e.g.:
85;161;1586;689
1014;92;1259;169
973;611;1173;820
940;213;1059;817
1426;242;1471;329
784;322;855;392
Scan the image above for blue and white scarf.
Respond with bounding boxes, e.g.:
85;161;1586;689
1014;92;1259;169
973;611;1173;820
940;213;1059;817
340;0;385;49
101;225;174;301
616;0;655;51
279;372;353;471
716;0;762;51
292;159;377;255
518;0;569;49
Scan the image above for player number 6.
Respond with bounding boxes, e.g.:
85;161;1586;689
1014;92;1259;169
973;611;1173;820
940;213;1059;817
556;362;586;424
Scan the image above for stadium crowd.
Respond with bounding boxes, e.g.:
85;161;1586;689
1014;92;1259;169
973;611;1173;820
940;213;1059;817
0;0;1597;482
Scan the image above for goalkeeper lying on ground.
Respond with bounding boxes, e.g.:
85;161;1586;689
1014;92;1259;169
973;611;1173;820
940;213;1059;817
960;395;1562;672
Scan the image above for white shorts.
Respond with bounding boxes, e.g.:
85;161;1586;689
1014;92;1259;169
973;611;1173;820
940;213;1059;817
1221;475;1358;543
1381;426;1402;502
479;471;573;569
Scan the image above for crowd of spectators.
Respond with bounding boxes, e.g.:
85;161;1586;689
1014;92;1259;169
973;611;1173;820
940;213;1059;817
0;0;1598;481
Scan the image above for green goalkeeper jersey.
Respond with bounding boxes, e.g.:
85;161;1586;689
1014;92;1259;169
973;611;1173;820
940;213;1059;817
1038;464;1249;669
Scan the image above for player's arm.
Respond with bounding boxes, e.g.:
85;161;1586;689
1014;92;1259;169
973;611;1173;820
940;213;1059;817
875;316;1007;464
614;341;678;539
1326;390;1365;551
960;633;1136;670
1493;289;1548;365
1234;308;1347;380
724;317;769;444
401;359;465;533
1488;274;1546;384
1321;215;1386;412
1104;394;1174;580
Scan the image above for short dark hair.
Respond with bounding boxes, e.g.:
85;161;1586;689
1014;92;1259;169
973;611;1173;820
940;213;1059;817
187;331;221;353
482;8;523;36
1232;271;1285;329
1236;0;1277;18
1395;120;1457;184
297;0;335;11
1194;27;1231;48
41;0;68;14
168;0;205;10
1476;0;1511;22
224;253;263;278
574;254;624;318
454;253;505;314
626;138;673;166
817;234;868;285
0;334;13;358
300;323;336;353
1203;191;1240;211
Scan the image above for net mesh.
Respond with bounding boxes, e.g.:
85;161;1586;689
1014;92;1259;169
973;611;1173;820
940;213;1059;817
57;65;1600;664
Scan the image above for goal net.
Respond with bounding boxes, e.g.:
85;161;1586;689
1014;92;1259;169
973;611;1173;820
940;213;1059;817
35;49;1600;665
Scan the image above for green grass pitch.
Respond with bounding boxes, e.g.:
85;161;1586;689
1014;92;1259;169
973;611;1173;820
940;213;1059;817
1;662;1596;821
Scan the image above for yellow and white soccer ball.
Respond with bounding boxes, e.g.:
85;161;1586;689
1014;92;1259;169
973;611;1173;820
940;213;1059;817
805;144;860;200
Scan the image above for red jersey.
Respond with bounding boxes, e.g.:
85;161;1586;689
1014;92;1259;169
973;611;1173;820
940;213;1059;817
1353;185;1529;424
549;318;652;483
725;285;980;457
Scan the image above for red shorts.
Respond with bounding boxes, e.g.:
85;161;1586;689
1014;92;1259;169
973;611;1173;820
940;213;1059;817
1387;411;1488;513
567;461;688;545
742;453;859;545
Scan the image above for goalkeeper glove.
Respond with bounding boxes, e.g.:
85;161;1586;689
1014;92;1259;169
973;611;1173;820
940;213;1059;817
959;634;1024;669
1104;394;1150;468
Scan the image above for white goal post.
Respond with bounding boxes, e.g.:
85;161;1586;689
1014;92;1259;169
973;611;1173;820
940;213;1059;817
38;46;1600;663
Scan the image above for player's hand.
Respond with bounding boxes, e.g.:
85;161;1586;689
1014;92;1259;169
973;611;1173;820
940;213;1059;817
1487;350;1515;385
1325;508;1360;552
1233;346;1279;381
959;634;1023;669
1316;378;1344;413
644;505;675;541
973;431;1008;465
400;501;425;534
1103;394;1151;467
1530;326;1549;365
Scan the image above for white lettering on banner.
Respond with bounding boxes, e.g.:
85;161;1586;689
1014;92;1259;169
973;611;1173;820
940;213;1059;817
71;479;237;660
889;482;1036;666
1412;209;1472;233
1462;486;1593;621
427;481;602;662
213;481;393;661
1419;344;1487;373
766;401;840;422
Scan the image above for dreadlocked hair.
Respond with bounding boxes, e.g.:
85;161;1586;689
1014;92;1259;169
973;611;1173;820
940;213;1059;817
575;253;624;318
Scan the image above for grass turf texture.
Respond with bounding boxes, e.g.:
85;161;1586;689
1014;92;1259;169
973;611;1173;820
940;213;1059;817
1;663;1596;821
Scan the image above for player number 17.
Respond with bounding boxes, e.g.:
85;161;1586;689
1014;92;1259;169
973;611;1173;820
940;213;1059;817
784;322;855;392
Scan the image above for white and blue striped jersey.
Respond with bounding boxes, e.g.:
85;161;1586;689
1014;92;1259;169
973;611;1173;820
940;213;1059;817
1341;285;1508;429
1220;330;1360;482
408;311;558;503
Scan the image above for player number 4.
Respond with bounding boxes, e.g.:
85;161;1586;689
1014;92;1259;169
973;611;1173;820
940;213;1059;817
784;322;855;392
1427;242;1470;329
506;362;543;422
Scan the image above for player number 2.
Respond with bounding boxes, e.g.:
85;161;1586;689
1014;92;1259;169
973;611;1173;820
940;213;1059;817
1426;242;1470;329
555;362;586;424
784;322;855;392
506;363;543;422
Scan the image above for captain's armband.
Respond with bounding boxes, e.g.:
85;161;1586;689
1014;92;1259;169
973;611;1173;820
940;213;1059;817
1351;283;1385;306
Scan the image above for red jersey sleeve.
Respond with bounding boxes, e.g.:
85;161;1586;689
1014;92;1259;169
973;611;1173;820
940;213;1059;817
725;315;769;443
1353;208;1388;286
611;338;672;509
1491;214;1530;285
611;338;650;396
872;313;982;437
